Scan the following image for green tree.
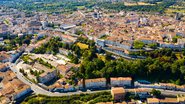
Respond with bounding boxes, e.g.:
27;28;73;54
150;89;161;98
133;41;145;49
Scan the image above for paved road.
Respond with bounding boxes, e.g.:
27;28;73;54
126;88;185;96
10;62;109;96
11;61;185;97
8;36;185;97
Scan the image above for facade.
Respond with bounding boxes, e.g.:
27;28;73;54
14;85;32;99
147;98;160;104
33;62;58;84
60;24;76;30
38;69;58;84
59;48;71;56
111;77;132;87
57;63;78;76
129;88;150;99
0;63;9;72
0;70;32;101
147;98;179;104
111;87;126;102
78;78;106;89
0;51;10;63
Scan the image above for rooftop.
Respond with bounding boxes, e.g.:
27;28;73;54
111;87;126;95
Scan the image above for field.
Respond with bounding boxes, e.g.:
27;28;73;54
76;42;89;49
124;2;155;6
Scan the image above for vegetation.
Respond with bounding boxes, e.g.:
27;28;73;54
1;0;177;14
73;47;185;86
0;0;96;13
76;42;89;50
22;91;112;104
147;43;158;49
99;0;176;13
30;69;44;77
33;37;62;54
0;34;32;51
150;89;161;98
20;68;28;76
133;40;145;49
21;55;33;64
172;36;182;43
36;58;54;69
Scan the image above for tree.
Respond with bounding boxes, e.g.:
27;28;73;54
133;40;145;49
71;55;79;64
150;89;161;98
79;64;86;89
148;43;158;49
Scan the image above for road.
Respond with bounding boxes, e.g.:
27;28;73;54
10;61;185;97
10;62;109;96
8;32;185;97
126;88;185;96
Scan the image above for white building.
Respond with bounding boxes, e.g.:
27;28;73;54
38;70;58;84
111;77;132;87
78;78;106;89
33;63;58;84
14;85;32;99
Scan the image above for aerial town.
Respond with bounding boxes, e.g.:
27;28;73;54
1;0;185;104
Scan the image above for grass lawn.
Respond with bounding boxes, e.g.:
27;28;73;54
77;42;89;49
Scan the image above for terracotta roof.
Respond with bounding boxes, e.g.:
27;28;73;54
0;51;10;62
111;87;125;95
147;98;160;103
85;78;106;83
0;63;7;69
111;77;132;81
160;98;178;103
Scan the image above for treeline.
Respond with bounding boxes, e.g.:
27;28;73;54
74;48;185;85
22;91;112;104
2;0;96;13
98;0;176;13
33;37;62;54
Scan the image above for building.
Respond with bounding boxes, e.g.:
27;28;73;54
50;80;76;92
33;63;58;84
129;88;150;99
8;50;23;63
57;63;78;76
111;77;132;87
78;78;106;89
177;95;185;104
0;63;9;72
0;51;10;63
111;87;126;102
59;48;71;56
159;83;176;90
60;24;76;30
0;70;32;100
147;98;179;104
160;98;179;104
147;98;160;104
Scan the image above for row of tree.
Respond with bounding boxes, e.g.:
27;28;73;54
74;48;185;87
23;91;112;104
98;0;176;13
